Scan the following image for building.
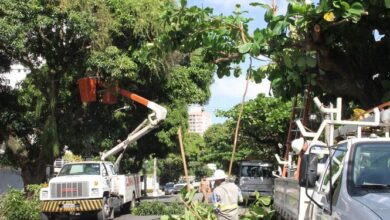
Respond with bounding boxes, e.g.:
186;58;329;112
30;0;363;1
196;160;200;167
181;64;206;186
1;63;30;88
188;105;212;135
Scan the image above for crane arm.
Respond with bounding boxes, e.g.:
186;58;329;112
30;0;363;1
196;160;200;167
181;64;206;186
100;88;167;161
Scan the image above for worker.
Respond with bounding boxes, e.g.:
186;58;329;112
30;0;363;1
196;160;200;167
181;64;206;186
209;169;243;220
199;177;211;203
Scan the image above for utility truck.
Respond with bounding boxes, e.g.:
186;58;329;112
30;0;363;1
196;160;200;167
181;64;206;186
40;78;167;220
237;160;273;199
274;97;390;220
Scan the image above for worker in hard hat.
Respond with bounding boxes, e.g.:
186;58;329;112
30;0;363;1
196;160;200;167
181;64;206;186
208;169;243;220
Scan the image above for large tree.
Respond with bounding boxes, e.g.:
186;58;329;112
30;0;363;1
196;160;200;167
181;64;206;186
0;0;214;185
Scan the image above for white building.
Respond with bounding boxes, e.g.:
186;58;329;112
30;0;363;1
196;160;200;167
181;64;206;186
1;63;30;88
188;105;212;135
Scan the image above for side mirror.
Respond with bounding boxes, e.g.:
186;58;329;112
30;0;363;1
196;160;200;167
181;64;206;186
299;154;318;188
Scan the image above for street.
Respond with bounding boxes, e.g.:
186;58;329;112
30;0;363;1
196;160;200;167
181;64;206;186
115;193;200;220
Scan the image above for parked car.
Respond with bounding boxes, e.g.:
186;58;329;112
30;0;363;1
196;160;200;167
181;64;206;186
164;182;175;195
173;181;186;194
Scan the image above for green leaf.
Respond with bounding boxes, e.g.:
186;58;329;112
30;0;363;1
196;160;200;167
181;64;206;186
306;56;317;68
238;43;252;53
288;3;307;14
348;2;364;15
253;29;264;43
250;2;272;10
282;53;293;69
272;21;287;35
180;0;187;7
297;56;306;70
385;0;390;8
264;9;273;22
340;1;350;10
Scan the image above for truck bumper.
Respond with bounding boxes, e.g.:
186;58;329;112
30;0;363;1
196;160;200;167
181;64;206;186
41;199;102;213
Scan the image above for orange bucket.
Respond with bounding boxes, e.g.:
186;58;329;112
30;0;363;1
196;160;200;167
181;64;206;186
103;89;118;104
78;77;97;103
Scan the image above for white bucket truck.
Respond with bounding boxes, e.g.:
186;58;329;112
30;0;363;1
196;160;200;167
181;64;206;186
39;79;167;220
274;97;390;220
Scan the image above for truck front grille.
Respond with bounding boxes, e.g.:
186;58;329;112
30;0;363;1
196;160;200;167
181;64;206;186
50;182;89;198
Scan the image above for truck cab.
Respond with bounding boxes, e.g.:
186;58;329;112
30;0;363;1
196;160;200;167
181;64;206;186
40;161;141;220
274;97;390;220
308;138;390;220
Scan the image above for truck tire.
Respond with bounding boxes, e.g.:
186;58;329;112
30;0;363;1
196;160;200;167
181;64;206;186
41;212;54;220
97;197;114;220
120;202;130;215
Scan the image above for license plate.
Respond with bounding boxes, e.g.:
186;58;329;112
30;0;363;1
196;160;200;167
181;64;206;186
63;203;75;209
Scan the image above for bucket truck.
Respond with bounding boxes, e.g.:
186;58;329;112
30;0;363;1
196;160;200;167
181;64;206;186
274;97;390;220
39;78;167;220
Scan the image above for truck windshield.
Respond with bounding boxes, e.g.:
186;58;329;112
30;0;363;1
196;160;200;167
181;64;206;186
240;166;272;178
353;143;390;187
58;163;100;176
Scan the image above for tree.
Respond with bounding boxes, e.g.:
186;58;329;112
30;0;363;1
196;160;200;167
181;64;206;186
0;0;214;185
157;0;390;108
202;95;291;172
202;123;234;170
218;94;292;161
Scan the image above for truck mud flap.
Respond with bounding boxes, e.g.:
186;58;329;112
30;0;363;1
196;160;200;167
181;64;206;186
41;199;103;213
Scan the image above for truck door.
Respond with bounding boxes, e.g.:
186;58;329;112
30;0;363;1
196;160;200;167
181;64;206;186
101;163;112;191
313;143;348;220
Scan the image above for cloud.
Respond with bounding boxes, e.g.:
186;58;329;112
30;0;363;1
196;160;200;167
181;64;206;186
204;74;271;123
212;75;270;101
199;0;288;15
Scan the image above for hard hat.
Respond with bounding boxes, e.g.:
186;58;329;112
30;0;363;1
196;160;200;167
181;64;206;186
208;169;227;181
291;137;304;153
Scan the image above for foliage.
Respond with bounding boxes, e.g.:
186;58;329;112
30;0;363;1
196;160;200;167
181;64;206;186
0;184;42;220
218;95;292;161
161;188;217;220
202;123;234;170
62;151;83;162
157;0;390;109
132;200;184;216
202;95;291;172
240;193;275;220
0;0;214;185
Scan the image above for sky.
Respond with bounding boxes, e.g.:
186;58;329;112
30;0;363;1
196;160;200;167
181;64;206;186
186;0;289;124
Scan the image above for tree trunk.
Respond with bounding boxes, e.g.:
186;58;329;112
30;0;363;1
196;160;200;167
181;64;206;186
18;149;50;186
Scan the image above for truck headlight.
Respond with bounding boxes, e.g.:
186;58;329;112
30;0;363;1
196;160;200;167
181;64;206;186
91;188;99;197
40;190;48;199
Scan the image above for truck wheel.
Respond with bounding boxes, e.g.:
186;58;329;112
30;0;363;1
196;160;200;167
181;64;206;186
97;197;113;220
120;202;130;215
41;212;54;220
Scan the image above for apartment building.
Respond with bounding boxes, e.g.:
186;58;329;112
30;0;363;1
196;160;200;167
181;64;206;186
188;105;212;135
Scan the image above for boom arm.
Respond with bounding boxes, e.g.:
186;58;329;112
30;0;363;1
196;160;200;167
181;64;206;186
100;88;167;162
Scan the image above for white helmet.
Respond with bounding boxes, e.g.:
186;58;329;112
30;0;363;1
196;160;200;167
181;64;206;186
208;169;227;180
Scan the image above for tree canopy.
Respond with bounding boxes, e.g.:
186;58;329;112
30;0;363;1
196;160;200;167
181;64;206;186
202;95;291;170
156;0;390;108
0;0;214;184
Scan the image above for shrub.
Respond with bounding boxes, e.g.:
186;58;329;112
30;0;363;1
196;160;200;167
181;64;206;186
132;200;184;216
0;184;42;220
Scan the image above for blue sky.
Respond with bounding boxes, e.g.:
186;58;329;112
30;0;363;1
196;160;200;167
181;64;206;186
186;0;289;123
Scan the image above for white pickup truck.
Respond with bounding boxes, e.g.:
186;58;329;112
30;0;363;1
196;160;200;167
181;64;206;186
40;161;141;220
274;97;390;220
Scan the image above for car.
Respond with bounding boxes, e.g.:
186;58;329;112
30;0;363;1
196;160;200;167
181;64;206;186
164;182;175;195
173;181;186;194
